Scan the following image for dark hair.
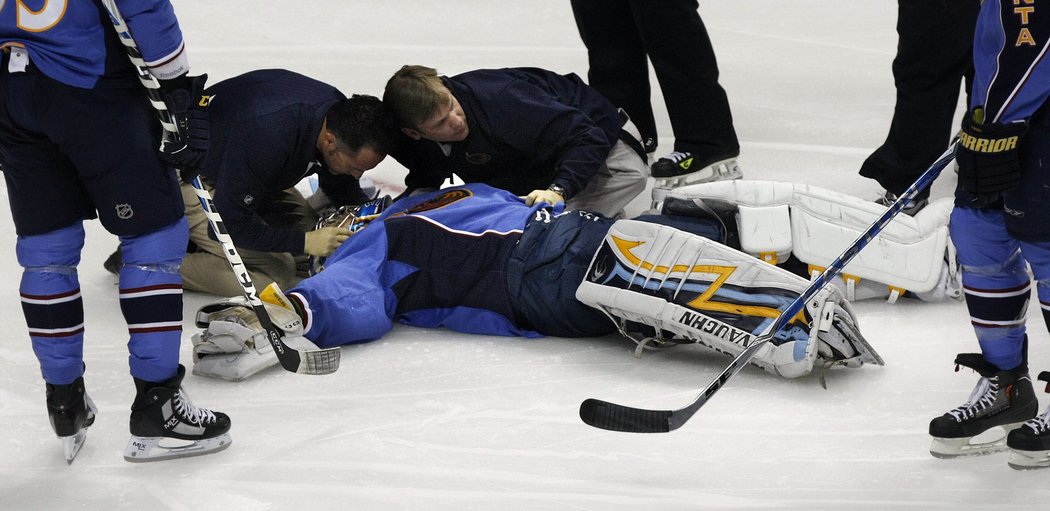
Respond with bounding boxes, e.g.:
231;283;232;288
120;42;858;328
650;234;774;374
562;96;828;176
325;94;399;154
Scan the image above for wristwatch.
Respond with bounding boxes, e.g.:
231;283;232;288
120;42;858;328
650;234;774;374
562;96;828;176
547;183;569;200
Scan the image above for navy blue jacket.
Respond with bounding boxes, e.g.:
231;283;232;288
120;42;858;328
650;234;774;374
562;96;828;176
390;67;621;199
199;69;366;253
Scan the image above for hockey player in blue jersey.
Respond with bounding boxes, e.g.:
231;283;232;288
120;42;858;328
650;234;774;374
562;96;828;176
191;183;887;383
382;65;650;218
0;1;230;463
927;0;1050;469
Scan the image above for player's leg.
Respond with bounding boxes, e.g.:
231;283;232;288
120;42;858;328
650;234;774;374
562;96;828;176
64;84;231;462
1005;239;1050;469
0;62;100;463
929;207;1038;458
574;219;882;378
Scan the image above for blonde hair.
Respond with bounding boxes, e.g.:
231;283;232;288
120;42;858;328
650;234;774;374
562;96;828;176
383;65;449;128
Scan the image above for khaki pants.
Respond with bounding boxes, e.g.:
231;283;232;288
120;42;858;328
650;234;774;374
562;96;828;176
180;182;319;296
567;139;649;218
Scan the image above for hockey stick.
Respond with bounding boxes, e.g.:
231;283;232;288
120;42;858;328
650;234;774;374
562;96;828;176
101;0;339;375
580;140;959;433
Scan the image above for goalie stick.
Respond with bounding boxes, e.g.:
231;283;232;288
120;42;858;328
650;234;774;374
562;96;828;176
580;140;960;433
101;0;339;375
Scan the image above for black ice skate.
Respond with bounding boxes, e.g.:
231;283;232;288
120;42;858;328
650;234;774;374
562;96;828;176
124;365;231;462
1007;371;1050;470
46;376;97;464
650;152;741;209
874;190;927;216
929;354;1037;458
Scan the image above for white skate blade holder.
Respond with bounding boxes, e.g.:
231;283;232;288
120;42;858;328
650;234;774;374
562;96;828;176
1009;447;1050;470
124;433;232;463
930;423;1025;459
60;394;96;465
62;431;88;465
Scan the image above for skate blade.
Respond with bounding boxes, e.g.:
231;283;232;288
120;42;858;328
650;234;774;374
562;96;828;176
1008;449;1050;470
62;430;88;465
930;433;1009;459
123;433;232;463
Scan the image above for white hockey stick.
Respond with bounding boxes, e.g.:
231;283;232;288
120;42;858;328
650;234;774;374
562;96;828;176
101;0;338;375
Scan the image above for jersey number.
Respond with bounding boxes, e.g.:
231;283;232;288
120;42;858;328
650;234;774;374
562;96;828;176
0;0;69;33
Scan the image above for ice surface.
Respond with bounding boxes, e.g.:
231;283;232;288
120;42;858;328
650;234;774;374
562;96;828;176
2;1;1048;509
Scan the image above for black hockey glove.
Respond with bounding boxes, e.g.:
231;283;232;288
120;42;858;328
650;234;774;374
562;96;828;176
158;74;209;181
956;107;1027;207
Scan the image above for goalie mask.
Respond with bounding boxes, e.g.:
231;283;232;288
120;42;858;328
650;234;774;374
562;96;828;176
576;219;884;379
309;195;391;275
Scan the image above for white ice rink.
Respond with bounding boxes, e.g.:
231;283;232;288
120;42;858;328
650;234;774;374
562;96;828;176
3;1;1049;509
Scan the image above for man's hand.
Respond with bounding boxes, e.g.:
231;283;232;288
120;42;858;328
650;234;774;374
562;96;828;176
304;226;352;257
159;74;210;179
524;188;565;207
957;107;1027;206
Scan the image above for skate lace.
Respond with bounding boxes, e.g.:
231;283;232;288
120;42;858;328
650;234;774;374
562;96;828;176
662;151;692;164
1024;410;1050;434
947;377;998;422
174;388;217;425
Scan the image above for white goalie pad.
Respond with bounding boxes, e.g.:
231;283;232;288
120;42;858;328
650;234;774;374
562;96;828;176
576;219;883;378
665;180;958;301
191;297;319;381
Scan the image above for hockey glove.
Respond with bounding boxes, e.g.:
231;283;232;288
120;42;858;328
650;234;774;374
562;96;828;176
304;226;352;257
158;74;210;180
957;107;1027;207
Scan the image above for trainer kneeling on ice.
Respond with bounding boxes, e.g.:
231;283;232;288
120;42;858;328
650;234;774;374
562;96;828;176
190;181;959;381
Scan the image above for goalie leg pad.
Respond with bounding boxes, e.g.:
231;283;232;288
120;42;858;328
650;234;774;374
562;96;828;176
576;219;882;378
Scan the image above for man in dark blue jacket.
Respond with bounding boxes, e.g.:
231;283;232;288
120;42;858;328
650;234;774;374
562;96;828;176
107;69;399;296
382;65;649;218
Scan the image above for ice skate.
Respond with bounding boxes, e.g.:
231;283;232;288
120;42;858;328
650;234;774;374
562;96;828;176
929;354;1037;459
874;190;927;216
124;365;231;462
650;152;741;209
46;376;97;464
1007;371;1050;470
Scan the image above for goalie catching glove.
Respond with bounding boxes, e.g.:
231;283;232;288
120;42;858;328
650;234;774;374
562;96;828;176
576;219;883;378
191;296;319;381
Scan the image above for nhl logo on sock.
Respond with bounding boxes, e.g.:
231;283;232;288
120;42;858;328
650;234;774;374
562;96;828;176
116;204;134;219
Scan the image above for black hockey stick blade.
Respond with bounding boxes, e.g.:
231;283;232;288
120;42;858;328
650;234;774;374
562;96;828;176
579;398;673;433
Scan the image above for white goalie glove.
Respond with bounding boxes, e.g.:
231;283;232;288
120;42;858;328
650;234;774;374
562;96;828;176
191;297;319;381
576;219;884;378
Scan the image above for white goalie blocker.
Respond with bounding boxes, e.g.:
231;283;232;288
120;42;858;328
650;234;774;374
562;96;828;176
664;180;960;303
190;297;319;381
576;219;884;378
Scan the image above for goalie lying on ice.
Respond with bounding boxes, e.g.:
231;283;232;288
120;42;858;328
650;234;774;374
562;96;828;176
191;182;956;380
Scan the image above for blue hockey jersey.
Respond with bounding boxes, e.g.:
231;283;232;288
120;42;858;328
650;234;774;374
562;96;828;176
972;0;1050;123
0;0;185;89
290;183;549;347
